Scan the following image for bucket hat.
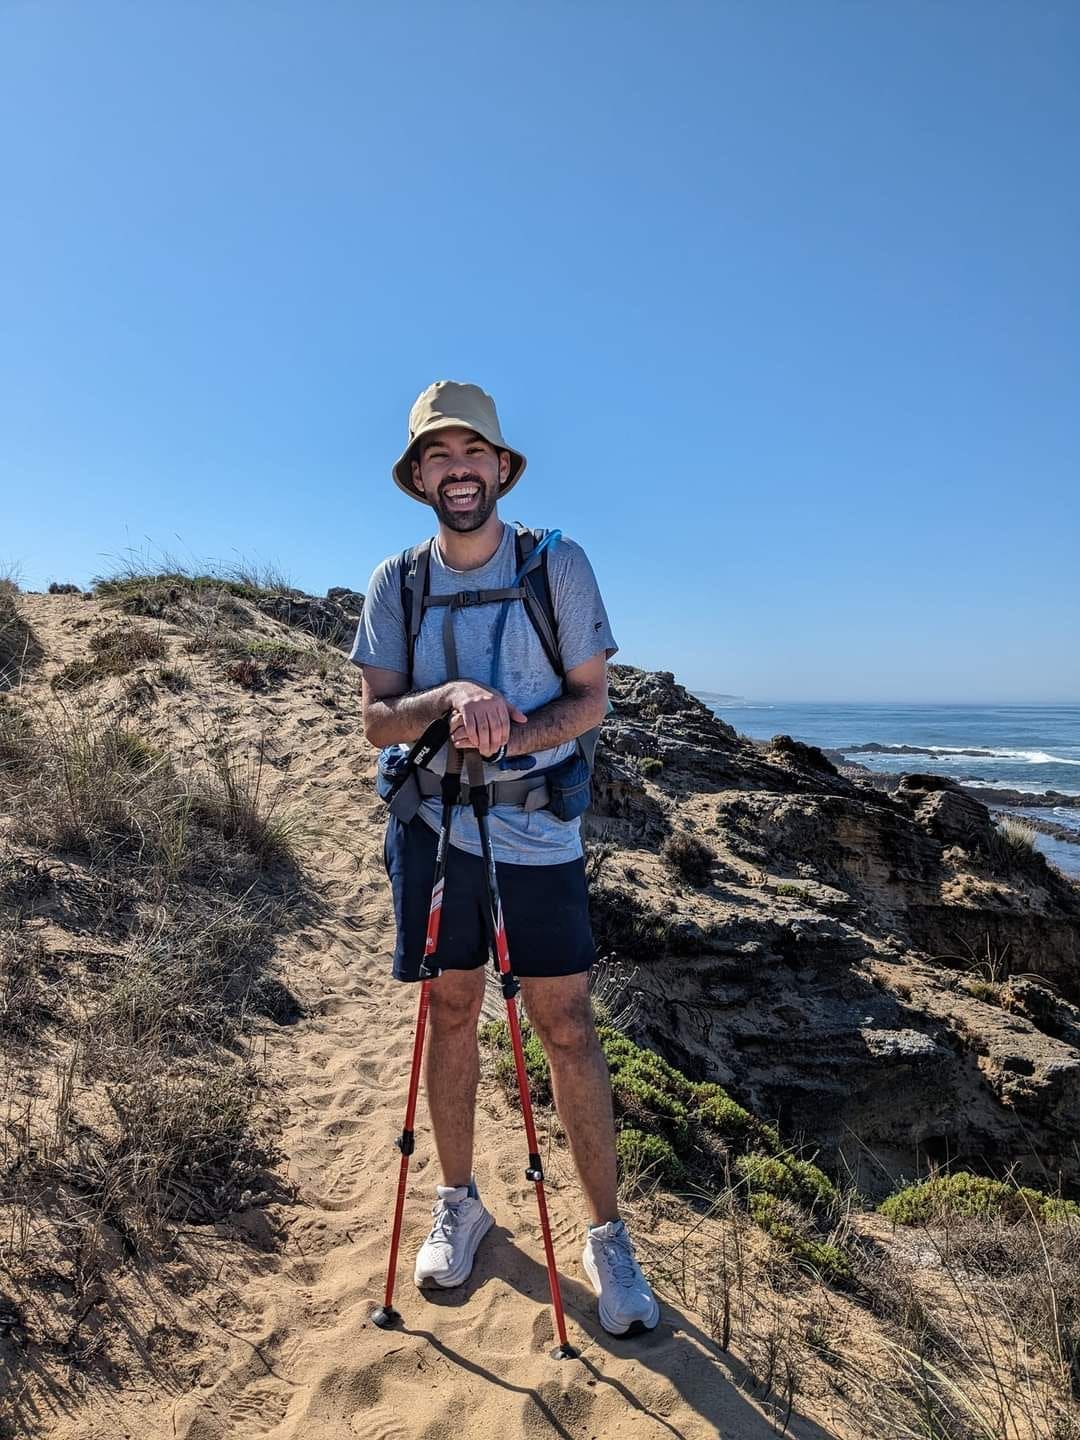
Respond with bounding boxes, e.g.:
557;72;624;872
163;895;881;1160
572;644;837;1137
392;380;527;503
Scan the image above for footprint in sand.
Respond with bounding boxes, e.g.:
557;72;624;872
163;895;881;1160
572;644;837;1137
349;1403;408;1439
320;1116;367;1139
226;1384;292;1436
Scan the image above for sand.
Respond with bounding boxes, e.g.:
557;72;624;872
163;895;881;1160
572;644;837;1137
9;594;839;1440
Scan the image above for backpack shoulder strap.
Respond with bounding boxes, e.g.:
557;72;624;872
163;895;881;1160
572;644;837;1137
513;523;563;679
398;539;434;685
513;523;603;773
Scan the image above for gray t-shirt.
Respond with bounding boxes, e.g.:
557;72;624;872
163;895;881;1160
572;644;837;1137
350;523;617;864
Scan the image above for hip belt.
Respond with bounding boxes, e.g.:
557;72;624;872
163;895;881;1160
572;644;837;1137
415;765;551;812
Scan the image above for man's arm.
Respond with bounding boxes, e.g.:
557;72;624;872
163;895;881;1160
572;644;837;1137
362;667;528;751
362;667;454;747
447;651;609;757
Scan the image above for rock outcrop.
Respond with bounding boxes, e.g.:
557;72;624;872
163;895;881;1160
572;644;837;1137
587;666;1080;1197
255;587;363;648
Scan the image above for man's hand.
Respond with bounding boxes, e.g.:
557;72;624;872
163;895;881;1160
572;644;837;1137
448;681;527;754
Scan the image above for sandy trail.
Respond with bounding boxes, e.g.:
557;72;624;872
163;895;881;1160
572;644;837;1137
17;597;834;1440
153;704;827;1440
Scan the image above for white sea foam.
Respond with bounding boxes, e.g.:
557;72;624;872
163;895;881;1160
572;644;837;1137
841;744;1080;765
965;780;1080;797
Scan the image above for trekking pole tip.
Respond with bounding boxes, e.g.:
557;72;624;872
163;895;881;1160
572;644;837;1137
551;1342;579;1360
371;1305;401;1330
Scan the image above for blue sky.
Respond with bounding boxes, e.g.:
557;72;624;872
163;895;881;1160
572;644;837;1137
2;2;1077;702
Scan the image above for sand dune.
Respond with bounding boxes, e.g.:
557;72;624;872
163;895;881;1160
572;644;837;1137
10;591;824;1440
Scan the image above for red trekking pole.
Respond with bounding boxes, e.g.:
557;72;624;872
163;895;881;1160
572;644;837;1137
372;758;462;1332
464;753;578;1361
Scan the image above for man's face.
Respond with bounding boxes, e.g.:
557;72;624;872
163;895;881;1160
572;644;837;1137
411;427;510;533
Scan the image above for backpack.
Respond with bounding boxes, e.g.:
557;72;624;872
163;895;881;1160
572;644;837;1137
393;522;600;773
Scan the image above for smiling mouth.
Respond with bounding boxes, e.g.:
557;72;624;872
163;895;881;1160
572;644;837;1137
442;484;482;510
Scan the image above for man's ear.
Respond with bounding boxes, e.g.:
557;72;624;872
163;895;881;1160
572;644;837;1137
498;449;511;486
411;457;428;498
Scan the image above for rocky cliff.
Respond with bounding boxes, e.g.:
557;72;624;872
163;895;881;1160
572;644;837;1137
587;666;1080;1198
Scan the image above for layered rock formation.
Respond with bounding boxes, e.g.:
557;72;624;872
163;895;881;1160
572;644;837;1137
587;666;1080;1198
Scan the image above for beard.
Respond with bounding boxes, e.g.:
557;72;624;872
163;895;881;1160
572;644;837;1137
432;472;498;532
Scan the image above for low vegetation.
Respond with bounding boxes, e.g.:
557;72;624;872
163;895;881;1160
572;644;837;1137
0;698;304;1412
93;554;294;606
880;1170;1080;1226
85;560;350;689
662;828;714;887
989;815;1049;881
481;1012;1080;1433
51;625;167;689
480;1015;845;1279
0;578;41;688
0;705;299;882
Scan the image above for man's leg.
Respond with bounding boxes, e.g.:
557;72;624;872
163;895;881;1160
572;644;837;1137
424;966;486;1187
520;971;660;1335
519;972;619;1226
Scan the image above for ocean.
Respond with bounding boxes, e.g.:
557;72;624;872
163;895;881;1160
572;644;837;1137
693;697;1080;880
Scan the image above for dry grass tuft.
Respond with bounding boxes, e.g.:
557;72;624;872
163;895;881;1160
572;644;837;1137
93;550;294;604
51;626;167;690
0;707;300;884
662;828;714;887
0;925;56;1038
0;580;42;689
990;816;1047;878
0;695;304;1418
95;1059;280;1236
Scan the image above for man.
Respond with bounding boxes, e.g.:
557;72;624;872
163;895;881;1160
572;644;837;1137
351;380;659;1337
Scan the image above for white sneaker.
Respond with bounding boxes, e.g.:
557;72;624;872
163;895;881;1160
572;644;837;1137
582;1219;660;1336
414;1183;494;1290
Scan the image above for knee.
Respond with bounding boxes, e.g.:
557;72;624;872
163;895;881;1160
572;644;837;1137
428;983;484;1033
531;1002;598;1058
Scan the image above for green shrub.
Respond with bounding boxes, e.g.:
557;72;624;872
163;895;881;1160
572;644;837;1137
94;565;290;605
736;1153;839;1210
880;1172;1080;1226
616;1128;684;1184
611;1073;689;1141
750;1193;852;1283
246;638;303;666
693;1088;783;1154
692;1084;753;1139
479;1019;552;1105
639;756;663;777
479;1011;855;1283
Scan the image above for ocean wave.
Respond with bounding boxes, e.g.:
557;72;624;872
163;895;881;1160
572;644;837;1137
963;780;1080;797
841;743;1080;765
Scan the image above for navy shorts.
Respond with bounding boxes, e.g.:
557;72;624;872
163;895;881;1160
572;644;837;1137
383;814;597;983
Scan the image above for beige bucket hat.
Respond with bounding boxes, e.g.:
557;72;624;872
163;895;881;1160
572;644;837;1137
392;380;527;503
